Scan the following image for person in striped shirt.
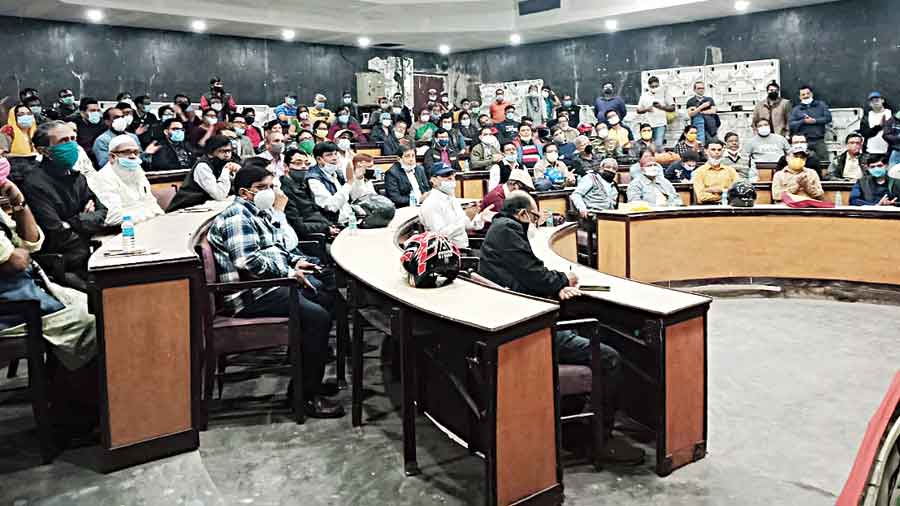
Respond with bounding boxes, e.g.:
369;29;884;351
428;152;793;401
514;123;544;170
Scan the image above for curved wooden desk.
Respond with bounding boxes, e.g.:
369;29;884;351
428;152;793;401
590;205;900;286
87;201;229;471
331;207;563;506
533;224;712;476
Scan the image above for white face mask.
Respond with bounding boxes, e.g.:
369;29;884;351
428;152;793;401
801;97;813;105
481;135;496;146
323;162;339;174
382;119;392;127
205;117;218;126
337;139;352;151
438;180;456;195
546;152;558;163
794;143;808;152
252;188;275;211
460;119;471;127
707;157;721;166
757;126;771;137
211;103;223;112
112;116;130;132
644;165;660;178
124;114;134;126
597;128;609;139
608;116;620;126
442;122;452;130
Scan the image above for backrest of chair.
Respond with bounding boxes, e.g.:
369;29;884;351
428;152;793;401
193;227;220;323
152;184;178;211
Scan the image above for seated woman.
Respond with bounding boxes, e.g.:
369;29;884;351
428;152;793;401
673;125;706;162
167;135;241;211
456;111;480;149
327;106;367;143
87;135;164;224
411;109;438;143
312;120;330;145
0;105;38;156
533;143;575;187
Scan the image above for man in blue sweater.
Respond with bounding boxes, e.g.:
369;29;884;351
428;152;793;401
594;82;626;128
789;85;833;163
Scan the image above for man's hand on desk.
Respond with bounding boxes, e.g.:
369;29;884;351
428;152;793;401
558;286;582;300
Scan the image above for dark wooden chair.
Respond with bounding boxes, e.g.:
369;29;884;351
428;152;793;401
0;300;55;464
194;233;305;428
152;184;178;211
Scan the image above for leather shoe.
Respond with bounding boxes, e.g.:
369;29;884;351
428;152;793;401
304;396;346;418
597;437;645;467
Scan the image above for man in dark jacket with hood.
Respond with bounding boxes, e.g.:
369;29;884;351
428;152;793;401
849;155;900;206
477;190;644;467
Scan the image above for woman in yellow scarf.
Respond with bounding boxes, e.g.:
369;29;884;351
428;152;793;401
0;105;37;156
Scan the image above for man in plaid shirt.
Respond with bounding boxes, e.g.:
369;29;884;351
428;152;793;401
208;164;344;419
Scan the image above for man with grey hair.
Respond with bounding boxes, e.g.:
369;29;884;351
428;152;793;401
570;157;620;216
626;162;683;207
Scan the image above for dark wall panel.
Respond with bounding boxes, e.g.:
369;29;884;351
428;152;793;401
0;16;446;105
449;0;900;109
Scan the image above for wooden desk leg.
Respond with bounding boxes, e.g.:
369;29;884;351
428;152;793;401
335;288;348;389
350;280;365;427
393;307;420;476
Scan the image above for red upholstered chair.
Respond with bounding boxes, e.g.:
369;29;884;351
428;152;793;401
194;232;304;428
152;184;177;211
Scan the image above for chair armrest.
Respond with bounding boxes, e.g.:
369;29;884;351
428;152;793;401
207;277;299;293
467;237;484;249
31;254;66;282
298;233;328;263
554;317;600;336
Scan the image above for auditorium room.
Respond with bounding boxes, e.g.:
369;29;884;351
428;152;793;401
1;0;899;504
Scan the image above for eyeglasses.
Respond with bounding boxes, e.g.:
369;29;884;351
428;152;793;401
112;149;141;156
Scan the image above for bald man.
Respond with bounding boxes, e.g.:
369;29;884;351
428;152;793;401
477;190;644;466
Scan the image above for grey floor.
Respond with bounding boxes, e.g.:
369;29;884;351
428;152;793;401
1;298;898;506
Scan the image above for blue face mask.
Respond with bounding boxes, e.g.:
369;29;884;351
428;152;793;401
234;127;245;136
286;97;297;106
88;111;102;124
161;114;175;122
47;141;80;172
17;115;34;128
170;130;185;143
437;139;449;147
870;167;887;178
117;156;142;171
338;114;350;124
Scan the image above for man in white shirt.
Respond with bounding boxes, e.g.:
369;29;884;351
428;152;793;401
87;135;164;224
257;131;286;180
636;76;675;149
419;163;495;249
306;141;375;225
862;91;892;156
167;135;241;211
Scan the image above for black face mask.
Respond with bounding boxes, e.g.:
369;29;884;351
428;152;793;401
767;91;779;100
209;156;228;172
600;171;616;183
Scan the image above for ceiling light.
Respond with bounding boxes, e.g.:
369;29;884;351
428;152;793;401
85;9;104;23
191;20;207;32
605;19;618;31
735;1;750;11
439;44;451;55
282;29;295;41
358;36;371;48
510;34;522;45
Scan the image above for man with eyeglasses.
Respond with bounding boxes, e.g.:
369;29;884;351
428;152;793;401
167;135;241;211
151;118;196;171
47;89;78;121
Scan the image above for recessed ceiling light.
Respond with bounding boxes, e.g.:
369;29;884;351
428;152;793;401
439;44;451;55
191;20;207;32
85;9;104;23
282;29;295;40
510;33;522;45
605;19;618;31
735;1;750;11
358;36;371;48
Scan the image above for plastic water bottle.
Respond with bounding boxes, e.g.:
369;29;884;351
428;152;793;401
410;191;418;207
374;167;383;180
834;191;843;207
721;189;729;206
347;212;358;235
121;215;135;250
545;212;554;227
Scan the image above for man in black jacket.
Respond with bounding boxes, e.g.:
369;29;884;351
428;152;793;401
151;118;196;171
22;121;110;291
477;191;644;466
383;146;430;208
280;149;341;240
422;129;462;177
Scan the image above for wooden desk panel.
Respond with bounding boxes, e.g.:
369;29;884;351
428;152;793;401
665;317;706;472
461;179;485;200
757;167;774;182
596;220;627;278
537;196;568;215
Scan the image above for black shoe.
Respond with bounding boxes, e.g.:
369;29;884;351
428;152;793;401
597;437;645;467
318;382;340;397
304;396;346;418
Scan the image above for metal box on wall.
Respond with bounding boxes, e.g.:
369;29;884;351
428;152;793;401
356;72;387;106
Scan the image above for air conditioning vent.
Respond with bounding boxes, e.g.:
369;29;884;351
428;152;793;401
518;0;560;16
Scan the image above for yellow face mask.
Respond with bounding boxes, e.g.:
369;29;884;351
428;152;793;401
686;132;698;142
787;157;806;171
641;131;653;141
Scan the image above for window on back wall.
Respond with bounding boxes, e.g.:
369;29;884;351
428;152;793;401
518;0;561;16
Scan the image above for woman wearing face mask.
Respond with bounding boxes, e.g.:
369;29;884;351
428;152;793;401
523;84;545;126
0;105;38;156
513;123;544;170
167;135;241;211
333;130;357;176
412;109;438;142
673;125;706;162
436;113;465;153
288;106;312;143
533;143;575;187
570;157;620;216
189;108;220;150
419;162;494;249
542;86;561;123
310;120;330;145
456;112;479;148
327;107;367;143
87;135;163;224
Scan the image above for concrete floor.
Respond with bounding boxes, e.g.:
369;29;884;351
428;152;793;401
1;297;898;506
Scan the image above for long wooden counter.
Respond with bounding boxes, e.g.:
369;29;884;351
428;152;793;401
591;205;900;286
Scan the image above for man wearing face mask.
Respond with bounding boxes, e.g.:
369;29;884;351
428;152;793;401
825;132;867;182
86;135;163;224
419;163;494;248
47;89;78;121
167;135;241;211
382;118;413;157
92;107;159;168
306;142;374;224
151;118;196;171
489;88;511;124
309;93;334;125
692;140;739;205
438;113;466;152
549;126;577;168
776;134;821;171
636;77;675;149
605;109;632;151
207;163;344;418
20;89;46;126
384;146;430;208
172;94;201;134
340;91;360;122
258;131;287;179
744;118;790;177
752;81;791;137
280;149;341;239
327;106;367;143
849;155;899;206
772;146;825;202
200;77;237;116
571;157;619;216
478;190;646;467
495;105;520;145
533;143;574;187
590;122;623;160
859;92;893;157
131;96;159;133
664;150;700;183
390;92;413;127
69;97;105;157
423;129;462;176
274;94;299;125
789;85;833;163
469;127;503;171
556;95;580;127
594;82;627;127
488;141;522;192
627;161;683;207
21;121;109;290
370;111;394;145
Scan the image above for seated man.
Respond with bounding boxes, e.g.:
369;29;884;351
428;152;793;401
604;109;632;152
1;171;99;439
87;135;164;224
369;111;393;145
664;149;700;183
569;135;596;177
849;155;898;206
478;191;644;466
826;132;865;181
384;146;429;208
488;141;522;192
629;123;655;157
258;131;287;180
423;128;462;176
627;163;682;206
207;164;343;418
419;163;494;249
570;157;619;216
776;134;822;171
150;118;196;171
92;106;158;168
306;142;374;224
22;121;109;291
555;114;580;144
772;145;825;202
495;105;520;144
723;132;753;181
743;118;790;177
280;149;340;240
481;168;534;213
534;142;575;187
168;135;241;212
469;127;502;172
692;140;739;205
